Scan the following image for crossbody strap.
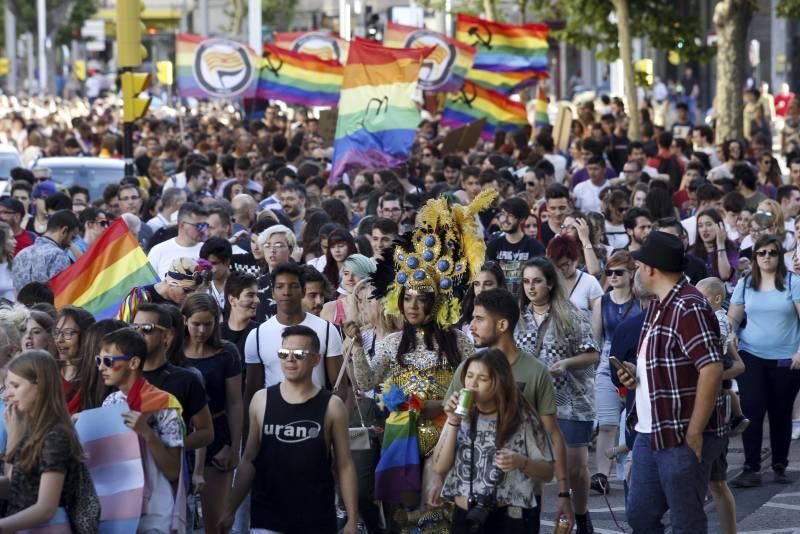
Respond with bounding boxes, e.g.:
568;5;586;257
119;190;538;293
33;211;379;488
335;337;368;428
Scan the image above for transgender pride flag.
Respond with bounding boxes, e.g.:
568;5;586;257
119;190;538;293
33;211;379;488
75;404;144;533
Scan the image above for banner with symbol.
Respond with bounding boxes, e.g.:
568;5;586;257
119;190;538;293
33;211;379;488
455;14;548;74
256;44;342;108
176;33;259;99
442;80;529;140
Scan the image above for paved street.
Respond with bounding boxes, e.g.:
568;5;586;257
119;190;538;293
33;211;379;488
540;425;800;533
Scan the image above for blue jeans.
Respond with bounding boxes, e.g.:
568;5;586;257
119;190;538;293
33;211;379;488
626;432;726;534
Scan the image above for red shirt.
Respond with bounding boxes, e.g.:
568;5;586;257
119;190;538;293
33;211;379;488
775;93;795;117
13;229;34;256
62;375;82;415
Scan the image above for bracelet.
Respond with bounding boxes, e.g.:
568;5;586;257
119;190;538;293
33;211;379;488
558;490;572;498
717;249;726;254
583;244;593;250
447;421;460;427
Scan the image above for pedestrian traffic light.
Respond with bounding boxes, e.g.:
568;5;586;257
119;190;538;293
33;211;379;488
121;71;151;122
117;0;147;68
73;60;86;81
156;60;173;86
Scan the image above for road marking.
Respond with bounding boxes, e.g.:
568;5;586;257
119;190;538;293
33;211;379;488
763;502;800;511
587;506;626;513
773;492;800;498
737;530;800;534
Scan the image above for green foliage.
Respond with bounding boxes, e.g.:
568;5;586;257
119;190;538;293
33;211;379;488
5;0;97;47
262;0;297;31
777;0;800;18
532;0;714;63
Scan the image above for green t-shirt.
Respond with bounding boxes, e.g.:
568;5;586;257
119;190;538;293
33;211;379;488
445;350;556;417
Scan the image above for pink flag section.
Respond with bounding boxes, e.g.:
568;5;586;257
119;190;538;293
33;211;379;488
75;404;145;534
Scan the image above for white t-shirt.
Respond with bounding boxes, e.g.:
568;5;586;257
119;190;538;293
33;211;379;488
244;313;343;388
573;179;608;213
568;270;603;321
682;215;698;246
147;213;171;232
605;221;629;250
635;330;653;433
544;154;568;183
147;237;203;279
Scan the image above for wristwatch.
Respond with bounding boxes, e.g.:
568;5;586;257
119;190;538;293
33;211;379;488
558;490;573;498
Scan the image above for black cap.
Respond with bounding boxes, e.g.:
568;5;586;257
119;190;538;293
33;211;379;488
0;197;25;217
631;231;688;273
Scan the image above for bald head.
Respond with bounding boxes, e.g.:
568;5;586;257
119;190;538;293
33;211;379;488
231;194;256;226
697;277;725;310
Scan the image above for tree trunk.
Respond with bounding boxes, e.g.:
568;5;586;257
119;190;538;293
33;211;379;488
483;0;497;22
611;0;640;140
713;0;752;144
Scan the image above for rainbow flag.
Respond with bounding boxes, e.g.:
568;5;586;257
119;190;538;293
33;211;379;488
535;84;549;127
50;218;159;320
442;80;529;140
273;31;349;63
75;403;144;534
256;44;342;107
383;22;475;93
456;14;548;73
175;33;260;99
467;67;538;94
331;39;431;182
374;410;422;502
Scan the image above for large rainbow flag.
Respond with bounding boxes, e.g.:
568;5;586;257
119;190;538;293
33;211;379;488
467;67;538;94
273;31;349;63
175;33;260;99
256;44;342;107
330;39;431;182
383;22;475;94
455;14;548;74
442;80;529;140
374;410;422;502
50;219;159;320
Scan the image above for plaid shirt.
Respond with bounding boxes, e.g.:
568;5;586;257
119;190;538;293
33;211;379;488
626;277;727;449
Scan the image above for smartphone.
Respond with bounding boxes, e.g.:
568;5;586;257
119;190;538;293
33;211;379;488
609;356;637;385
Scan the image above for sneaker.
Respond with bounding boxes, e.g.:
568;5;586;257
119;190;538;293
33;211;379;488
590;473;609;495
729;415;750;436
774;469;792;484
730;469;762;488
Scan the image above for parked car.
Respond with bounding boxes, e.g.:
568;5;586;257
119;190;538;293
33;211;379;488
34;157;125;201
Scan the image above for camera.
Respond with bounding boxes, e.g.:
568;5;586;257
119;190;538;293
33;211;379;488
464;494;496;532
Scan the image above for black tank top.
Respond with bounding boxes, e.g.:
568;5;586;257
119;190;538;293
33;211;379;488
251;384;336;533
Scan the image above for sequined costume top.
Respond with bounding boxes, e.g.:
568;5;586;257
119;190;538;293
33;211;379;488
353;328;475;399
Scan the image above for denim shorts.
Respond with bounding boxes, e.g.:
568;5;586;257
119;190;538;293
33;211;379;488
558;419;594;448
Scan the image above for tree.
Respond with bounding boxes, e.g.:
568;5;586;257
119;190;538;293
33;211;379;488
261;0;297;32
6;0;96;48
712;0;754;143
532;0;712;141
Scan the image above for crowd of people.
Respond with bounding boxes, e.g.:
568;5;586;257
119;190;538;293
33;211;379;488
0;82;796;534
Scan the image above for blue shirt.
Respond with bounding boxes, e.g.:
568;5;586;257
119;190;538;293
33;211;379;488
731;274;800;360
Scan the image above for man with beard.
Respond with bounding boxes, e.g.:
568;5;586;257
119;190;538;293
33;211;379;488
445;289;574;534
485;198;545;299
623;208;653;253
301;266;331;317
280;184;307;236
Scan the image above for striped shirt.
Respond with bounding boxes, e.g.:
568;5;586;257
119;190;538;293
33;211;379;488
626;277;727;449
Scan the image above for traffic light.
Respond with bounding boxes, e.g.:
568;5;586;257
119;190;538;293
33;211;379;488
156;60;173;86
121;71;151;122
117;0;147;68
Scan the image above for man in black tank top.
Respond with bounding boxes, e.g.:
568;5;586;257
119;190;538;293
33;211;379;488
219;324;359;534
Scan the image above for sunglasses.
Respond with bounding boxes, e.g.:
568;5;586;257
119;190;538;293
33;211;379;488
615;206;630;214
91;219;110;228
131;323;166;334
277;349;317;360
755;249;779;258
605;269;628;277
182;221;209;232
525;181;537;188
95;354;134;368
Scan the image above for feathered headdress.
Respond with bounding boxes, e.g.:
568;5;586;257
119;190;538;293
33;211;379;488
371;190;497;328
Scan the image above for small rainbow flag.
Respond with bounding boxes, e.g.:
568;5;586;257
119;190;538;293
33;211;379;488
383;22;475;93
442;80;529;140
256;44;342;107
273;31;350;63
535;84;549;127
456;14;548;74
176;33;260;100
467;67;538;94
50;219;159;320
331;39;431;182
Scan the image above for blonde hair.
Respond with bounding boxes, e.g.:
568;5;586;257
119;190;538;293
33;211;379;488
258;224;296;250
757;199;785;237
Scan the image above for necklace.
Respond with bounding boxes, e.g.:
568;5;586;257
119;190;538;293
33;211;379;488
477;408;497;415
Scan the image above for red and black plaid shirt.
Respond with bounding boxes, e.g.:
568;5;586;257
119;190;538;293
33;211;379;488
626;277;727;449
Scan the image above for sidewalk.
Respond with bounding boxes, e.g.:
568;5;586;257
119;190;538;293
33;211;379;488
540;429;800;533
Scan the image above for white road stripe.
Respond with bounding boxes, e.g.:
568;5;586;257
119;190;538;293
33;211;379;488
763;502;800;511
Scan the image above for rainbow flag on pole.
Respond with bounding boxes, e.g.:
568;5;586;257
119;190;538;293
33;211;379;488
455;14;548;73
383;22;475;93
442;80;529;140
256;44;342;107
330;39;431;182
535;84;549;127
175;33;259;99
50;219;159;320
273;31;350;63
467;67;538;94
